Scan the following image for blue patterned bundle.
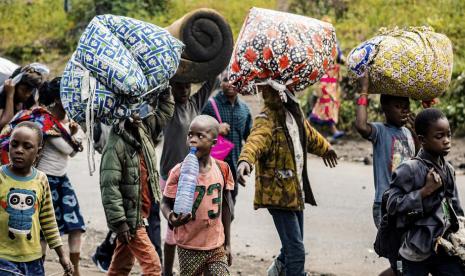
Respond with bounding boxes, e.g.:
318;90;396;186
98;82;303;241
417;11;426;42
75;17;148;96
101;15;183;91
61;15;184;124
61;59;127;125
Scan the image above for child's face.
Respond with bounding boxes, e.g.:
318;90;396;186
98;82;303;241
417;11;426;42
15;84;34;103
171;82;191;104
420;118;451;157
9;127;41;170
383;98;410;127
187;121;216;158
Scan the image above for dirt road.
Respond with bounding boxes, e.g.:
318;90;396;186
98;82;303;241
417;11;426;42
44;145;465;275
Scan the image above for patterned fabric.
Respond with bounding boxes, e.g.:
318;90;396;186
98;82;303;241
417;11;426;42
60;58;126;125
102;15;183;91
0;107;76;164
310;64;341;125
62;15;183;124
202;91;252;175
286;111;304;190
47;174;86;235
348;26;453;100
228;8;337;94
178;246;229;276
76;17;146;96
239;106;330;210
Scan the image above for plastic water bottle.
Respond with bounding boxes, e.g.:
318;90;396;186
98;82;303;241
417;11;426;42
173;147;199;215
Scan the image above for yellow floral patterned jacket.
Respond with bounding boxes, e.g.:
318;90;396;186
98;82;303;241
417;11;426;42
239;106;330;211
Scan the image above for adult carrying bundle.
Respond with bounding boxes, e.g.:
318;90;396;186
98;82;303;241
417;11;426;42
348;26;453;100
228;8;338;95
61;14;184;125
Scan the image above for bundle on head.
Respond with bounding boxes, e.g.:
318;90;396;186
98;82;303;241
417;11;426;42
166;8;234;83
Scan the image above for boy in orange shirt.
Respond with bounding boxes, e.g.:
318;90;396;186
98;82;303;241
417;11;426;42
161;115;234;276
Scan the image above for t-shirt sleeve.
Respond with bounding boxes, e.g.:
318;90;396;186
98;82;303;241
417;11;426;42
368;122;383;143
225;165;235;191
164;164;181;198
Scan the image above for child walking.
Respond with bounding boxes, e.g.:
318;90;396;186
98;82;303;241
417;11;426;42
161;115;234;276
37;78;85;275
237;85;338;276
0;122;73;275
158;77;218;276
387;108;464;275
355;74;417;275
100;87;174;276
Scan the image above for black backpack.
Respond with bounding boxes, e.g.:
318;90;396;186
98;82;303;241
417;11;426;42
373;188;406;259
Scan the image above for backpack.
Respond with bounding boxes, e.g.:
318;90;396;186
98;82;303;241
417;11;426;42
373;188;406;259
215;159;235;221
374;157;460;259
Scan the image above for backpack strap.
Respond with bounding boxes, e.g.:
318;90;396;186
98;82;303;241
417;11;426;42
209;98;223;123
215;159;235;220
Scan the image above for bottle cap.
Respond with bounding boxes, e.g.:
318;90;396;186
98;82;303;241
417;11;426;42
190;147;197;153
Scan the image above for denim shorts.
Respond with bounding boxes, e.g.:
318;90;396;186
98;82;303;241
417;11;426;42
0;258;44;276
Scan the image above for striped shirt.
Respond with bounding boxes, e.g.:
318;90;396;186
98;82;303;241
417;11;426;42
0;165;62;262
203;91;252;177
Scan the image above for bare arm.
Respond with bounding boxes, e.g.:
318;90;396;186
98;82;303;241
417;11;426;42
0;80;16;129
161;196;175;221
161;196;191;227
354;73;372;138
222;189;232;266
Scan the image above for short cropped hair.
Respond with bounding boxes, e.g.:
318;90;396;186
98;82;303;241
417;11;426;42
13;121;43;146
414;108;447;136
191;115;219;139
380;94;409;107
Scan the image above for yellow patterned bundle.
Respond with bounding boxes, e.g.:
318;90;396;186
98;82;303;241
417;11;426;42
348;26;453;100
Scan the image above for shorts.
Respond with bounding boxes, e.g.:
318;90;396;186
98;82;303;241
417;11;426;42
160;176;176;245
0;258;44;276
48;174;86;235
178;246;229;276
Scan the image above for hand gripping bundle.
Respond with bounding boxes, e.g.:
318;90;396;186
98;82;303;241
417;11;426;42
347;26;453;100
61;14;184;125
228;8;338;97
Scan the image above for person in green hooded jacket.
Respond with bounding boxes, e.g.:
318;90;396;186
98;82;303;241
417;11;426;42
99;87;174;276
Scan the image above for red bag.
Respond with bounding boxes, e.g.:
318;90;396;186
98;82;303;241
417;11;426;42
209;98;234;160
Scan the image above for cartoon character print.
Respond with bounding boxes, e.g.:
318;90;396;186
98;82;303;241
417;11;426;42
391;135;415;172
1;188;37;240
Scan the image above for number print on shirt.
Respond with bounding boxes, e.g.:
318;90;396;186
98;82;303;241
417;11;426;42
191;183;222;220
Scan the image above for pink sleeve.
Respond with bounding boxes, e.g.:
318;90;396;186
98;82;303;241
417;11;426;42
225;165;235;191
163;164;181;198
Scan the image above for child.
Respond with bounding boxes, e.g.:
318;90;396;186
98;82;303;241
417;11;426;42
202;72;252;204
158;77;218;276
387;108;464;275
161;115;234;276
100;87;174;276
0;122;72;275
237;85;338;276
355;73;418;227
355;74;417;275
37;78;85;276
0;65;45;129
